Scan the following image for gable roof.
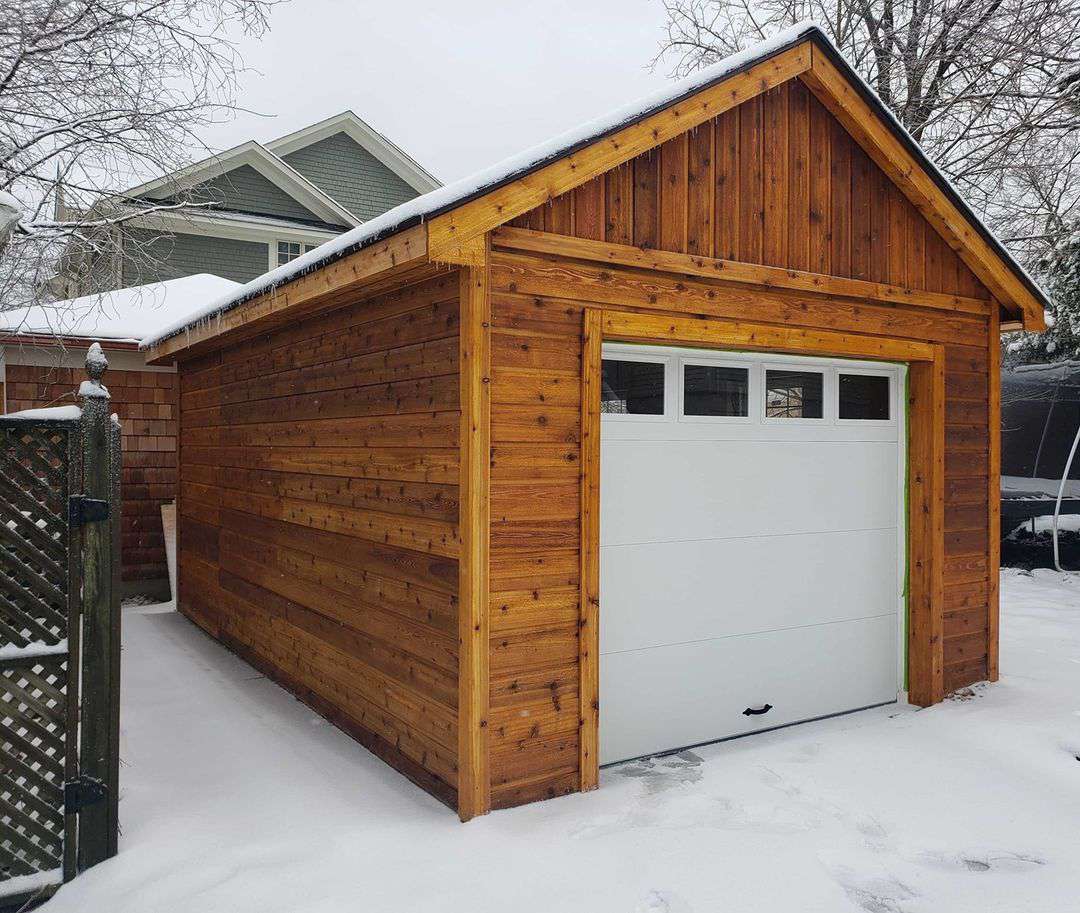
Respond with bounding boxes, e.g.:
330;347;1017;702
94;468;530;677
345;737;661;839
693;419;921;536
143;21;1049;354
125;141;360;228
266;111;440;194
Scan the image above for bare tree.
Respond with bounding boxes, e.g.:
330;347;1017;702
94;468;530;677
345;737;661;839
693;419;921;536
0;0;279;309
655;0;1080;258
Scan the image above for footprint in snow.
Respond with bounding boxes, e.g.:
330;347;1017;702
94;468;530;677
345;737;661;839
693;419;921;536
616;752;704;793
829;867;916;913
916;849;1046;873
635;889;693;913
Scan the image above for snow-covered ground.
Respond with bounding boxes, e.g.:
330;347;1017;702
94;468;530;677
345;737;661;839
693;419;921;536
40;570;1080;913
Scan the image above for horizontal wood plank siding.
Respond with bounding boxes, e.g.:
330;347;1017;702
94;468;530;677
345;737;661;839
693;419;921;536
175;272;461;804
490;80;994;805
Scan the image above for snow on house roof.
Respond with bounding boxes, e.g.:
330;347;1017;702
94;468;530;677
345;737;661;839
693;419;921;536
2;274;241;345
140;21;1050;351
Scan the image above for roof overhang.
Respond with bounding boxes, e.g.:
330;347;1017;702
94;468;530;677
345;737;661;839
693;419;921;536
145;24;1048;364
0;334;141;350
123;207;342;245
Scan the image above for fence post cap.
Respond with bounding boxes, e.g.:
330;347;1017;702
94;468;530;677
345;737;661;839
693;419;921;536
79;342;110;400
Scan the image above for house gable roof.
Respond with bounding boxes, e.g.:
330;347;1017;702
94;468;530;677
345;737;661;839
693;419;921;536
144;22;1048;358
125;141;360;228
266;111;440;194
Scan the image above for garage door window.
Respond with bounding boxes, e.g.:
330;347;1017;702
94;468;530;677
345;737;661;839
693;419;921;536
839;373;891;421
765;369;824;419
683;364;749;417
601;359;666;415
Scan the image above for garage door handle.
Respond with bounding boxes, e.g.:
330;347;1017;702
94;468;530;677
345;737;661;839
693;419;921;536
743;704;773;716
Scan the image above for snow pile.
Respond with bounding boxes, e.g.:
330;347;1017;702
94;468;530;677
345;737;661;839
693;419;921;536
2;404;81;422
37;570;1080;913
1;274;241;344
78;380;110;399
0;869;62;902
0;639;67;662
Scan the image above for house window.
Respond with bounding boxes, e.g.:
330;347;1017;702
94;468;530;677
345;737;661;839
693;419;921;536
601;359;665;415
683;364;749;417
276;241;320;266
839;373;891;420
765;369;824;419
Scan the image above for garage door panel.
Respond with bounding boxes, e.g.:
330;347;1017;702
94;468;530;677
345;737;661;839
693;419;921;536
601;440;898;546
599;347;903;765
600;615;899;765
600;527;898;653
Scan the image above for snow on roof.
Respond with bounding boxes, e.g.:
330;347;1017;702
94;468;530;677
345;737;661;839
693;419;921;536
140;22;823;350
140;20;1049;351
2;274;241;345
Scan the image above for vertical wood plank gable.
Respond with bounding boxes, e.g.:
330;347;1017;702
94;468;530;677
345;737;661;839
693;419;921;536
687;124;714;258
762;83;789;268
659;134;689;254
808;94;832;275
787;79;811;272
738;95;765;264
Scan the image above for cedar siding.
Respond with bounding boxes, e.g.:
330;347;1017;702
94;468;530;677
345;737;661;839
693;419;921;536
490;82;994;805
152;29;1042;819
175;271;462;803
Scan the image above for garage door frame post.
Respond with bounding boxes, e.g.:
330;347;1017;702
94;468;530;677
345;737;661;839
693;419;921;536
578;307;946;787
906;355;946;706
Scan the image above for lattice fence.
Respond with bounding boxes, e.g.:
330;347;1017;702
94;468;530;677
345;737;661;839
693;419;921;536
0;348;121;909
0;420;77;898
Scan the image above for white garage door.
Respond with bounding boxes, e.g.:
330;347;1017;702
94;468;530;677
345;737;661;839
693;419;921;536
599;344;905;765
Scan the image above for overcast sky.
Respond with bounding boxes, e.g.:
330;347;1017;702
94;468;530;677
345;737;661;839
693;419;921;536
201;0;674;184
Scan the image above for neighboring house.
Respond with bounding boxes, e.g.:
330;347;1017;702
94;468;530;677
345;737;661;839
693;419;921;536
6;112;438;597
0;275;240;597
54;111;440;298
141;24;1047;821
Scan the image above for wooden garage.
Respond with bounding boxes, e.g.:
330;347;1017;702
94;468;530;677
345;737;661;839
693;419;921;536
143;23;1048;821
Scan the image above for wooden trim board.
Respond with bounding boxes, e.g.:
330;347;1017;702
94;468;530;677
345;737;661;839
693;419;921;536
579;309;603;791
492;227;992;317
577;307;948;786
600;310;938;363
987;306;1001;681
458;250;492;821
907;353;946;705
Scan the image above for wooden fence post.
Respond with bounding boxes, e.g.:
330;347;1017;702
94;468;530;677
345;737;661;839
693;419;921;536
76;343;121;869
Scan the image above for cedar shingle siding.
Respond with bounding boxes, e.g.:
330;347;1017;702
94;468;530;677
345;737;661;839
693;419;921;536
283;133;419;221
121;229;269;286
6;363;177;588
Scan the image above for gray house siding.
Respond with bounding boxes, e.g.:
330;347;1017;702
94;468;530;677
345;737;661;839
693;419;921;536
283;133;419;221
122;229;268;286
150;164;339;227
